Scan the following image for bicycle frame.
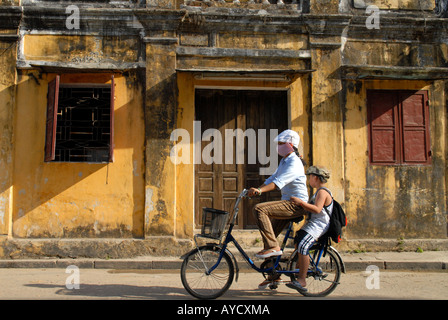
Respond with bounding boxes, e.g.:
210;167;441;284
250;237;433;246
182;189;346;299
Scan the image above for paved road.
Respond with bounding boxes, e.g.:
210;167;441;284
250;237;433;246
0;268;446;300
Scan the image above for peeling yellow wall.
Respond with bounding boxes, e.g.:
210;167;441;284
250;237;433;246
144;39;178;238
23;35;140;64
310;47;345;202
343;41;440;67
0;39;17;235
12;72;145;238
175;72;195;238
2;3;445;244
218;32;308;51
355;0;435;10
0;0;20;5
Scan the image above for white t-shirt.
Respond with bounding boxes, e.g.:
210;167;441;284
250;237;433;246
301;188;333;240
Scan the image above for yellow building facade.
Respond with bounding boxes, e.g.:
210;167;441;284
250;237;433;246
0;0;447;258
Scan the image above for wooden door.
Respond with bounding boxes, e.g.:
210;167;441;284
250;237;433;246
195;89;288;229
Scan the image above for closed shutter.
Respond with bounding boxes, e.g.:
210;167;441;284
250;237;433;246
44;75;60;162
367;90;398;164
400;91;430;164
367;89;431;165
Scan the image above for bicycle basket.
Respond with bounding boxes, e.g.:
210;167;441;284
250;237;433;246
200;208;229;239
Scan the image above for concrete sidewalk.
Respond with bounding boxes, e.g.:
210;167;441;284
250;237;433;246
0;250;446;271
341;250;448;271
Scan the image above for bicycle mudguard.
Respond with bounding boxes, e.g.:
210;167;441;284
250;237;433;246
329;246;346;273
180;244;240;282
207;244;240;282
212;244;240;282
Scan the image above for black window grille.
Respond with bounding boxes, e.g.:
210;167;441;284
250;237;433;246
53;85;111;162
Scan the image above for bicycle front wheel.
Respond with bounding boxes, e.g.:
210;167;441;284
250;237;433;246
180;245;234;299
288;247;341;297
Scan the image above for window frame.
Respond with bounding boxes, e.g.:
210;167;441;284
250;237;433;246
367;89;431;166
44;75;115;163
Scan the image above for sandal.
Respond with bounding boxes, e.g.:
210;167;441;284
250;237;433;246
258;278;282;290
255;248;283;259
286;280;308;293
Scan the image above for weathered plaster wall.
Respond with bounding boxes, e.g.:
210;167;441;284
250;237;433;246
309;45;345;203
0;1;446;256
351;0;435;10
144;35;178;238
22;35;140;65
0;39;16;235
0;0;19;5
343;80;447;239
339;16;448;239
12;72;145;238
0;5;21;236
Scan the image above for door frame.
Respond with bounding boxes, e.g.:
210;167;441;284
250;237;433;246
193;85;292;229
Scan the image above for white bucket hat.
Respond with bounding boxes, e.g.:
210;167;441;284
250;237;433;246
274;129;300;149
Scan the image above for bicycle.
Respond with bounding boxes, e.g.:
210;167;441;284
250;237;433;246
180;189;346;299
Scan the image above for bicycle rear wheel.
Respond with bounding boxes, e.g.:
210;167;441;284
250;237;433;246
180;245;234;299
288;247;341;297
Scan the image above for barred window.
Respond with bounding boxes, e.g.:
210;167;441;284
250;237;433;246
45;75;115;163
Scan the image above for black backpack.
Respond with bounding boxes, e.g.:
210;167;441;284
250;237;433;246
319;188;347;243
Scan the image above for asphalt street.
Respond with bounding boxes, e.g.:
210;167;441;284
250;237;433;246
0;268;446;300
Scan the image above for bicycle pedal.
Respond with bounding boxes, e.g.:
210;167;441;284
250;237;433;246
269;280;289;289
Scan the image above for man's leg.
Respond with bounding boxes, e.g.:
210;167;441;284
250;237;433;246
253;200;304;251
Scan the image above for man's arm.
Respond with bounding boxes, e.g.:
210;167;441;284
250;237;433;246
247;182;277;197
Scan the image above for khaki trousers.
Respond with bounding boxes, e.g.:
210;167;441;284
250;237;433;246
253;200;306;250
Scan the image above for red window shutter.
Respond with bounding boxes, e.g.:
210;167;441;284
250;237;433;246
109;75;115;162
45;75;60;162
400;91;430;164
368;90;398;164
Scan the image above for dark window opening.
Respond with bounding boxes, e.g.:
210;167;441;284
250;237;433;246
45;75;115;163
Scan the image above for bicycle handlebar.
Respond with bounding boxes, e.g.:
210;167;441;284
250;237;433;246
229;189;249;225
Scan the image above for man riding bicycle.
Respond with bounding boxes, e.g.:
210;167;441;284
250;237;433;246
247;130;308;290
